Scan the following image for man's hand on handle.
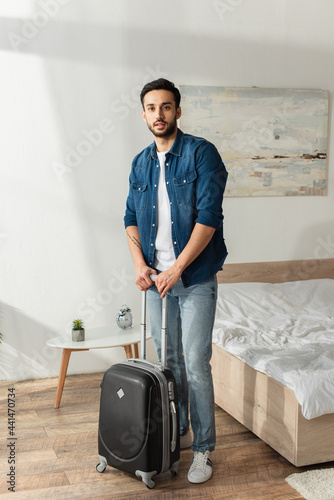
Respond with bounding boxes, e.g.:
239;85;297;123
155;266;182;298
135;264;181;298
135;265;157;291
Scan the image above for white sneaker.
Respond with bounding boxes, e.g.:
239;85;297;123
187;450;213;484
180;431;192;450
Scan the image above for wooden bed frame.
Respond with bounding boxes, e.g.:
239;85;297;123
211;258;334;467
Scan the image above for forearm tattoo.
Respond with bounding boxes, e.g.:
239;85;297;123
126;230;142;251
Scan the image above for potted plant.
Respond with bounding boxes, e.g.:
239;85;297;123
72;319;85;342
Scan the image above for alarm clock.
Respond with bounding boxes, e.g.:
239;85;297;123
116;304;133;329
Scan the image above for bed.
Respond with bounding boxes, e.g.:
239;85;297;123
211;258;334;467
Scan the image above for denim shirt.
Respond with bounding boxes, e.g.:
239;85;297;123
124;128;228;287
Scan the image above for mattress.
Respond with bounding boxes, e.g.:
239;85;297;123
212;278;334;419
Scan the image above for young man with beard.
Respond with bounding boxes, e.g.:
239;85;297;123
124;78;228;484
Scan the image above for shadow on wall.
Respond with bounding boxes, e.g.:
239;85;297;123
0;301;59;382
0;9;172;303
0;301;150;383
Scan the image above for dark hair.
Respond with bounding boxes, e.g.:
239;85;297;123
140;78;181;109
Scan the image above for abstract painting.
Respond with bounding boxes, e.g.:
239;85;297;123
180;86;328;197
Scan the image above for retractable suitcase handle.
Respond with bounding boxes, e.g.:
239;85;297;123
140;274;168;368
140;276;178;455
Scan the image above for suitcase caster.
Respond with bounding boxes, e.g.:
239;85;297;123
96;455;107;473
170;459;179;476
135;470;156;488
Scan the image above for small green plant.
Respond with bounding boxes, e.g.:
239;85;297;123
72;319;84;330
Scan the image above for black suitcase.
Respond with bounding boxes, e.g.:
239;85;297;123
96;277;180;488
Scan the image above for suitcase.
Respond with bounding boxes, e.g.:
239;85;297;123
96;276;180;488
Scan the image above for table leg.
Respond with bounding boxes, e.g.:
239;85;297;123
124;345;133;359
133;343;139;358
55;348;88;409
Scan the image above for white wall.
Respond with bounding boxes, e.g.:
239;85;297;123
1;0;333;381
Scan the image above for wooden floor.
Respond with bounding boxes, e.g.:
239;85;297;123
1;373;332;499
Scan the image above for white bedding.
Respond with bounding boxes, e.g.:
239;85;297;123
212;278;334;419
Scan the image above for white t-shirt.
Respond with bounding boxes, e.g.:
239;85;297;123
154;151;176;271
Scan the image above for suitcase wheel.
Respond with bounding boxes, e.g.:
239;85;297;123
96;463;106;473
170;459;180;476
96;455;107;473
135;470;156;488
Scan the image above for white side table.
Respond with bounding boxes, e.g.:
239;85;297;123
47;325;150;408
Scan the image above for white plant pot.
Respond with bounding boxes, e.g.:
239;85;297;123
72;328;85;342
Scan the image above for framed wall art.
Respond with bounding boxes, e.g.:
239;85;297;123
180;86;328;197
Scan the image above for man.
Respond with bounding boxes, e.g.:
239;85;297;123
124;78;228;484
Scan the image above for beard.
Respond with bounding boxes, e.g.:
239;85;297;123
147;116;177;138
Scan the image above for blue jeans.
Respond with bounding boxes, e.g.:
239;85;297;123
147;275;217;452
